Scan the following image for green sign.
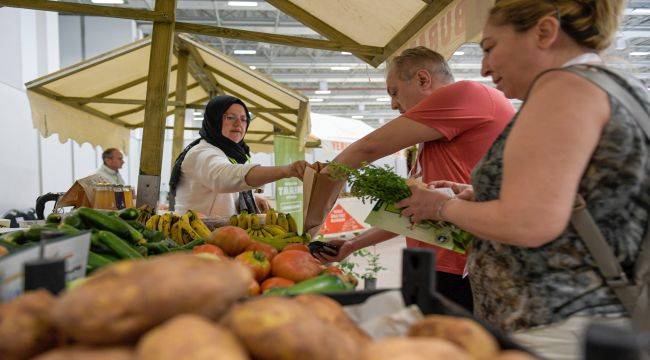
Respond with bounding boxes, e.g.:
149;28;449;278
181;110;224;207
274;135;304;233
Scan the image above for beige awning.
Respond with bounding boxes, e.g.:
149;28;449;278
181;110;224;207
266;0;493;66
25;34;311;153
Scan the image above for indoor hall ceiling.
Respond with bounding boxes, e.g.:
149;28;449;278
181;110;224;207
67;0;650;127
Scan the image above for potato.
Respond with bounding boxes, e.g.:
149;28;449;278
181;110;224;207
361;337;470;360
0;290;57;360
293;294;371;344
408;315;500;360
222;296;361;360
32;346;134;360
137;314;249;360
52;254;251;345
491;350;539;360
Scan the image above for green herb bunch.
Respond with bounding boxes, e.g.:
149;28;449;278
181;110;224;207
329;162;411;204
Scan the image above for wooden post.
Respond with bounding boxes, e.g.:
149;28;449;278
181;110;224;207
136;0;176;208
171;49;189;170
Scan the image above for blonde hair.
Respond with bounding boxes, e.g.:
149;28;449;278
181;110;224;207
489;0;625;51
389;46;454;84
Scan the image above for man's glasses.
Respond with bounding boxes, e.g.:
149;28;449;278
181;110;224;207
223;114;248;123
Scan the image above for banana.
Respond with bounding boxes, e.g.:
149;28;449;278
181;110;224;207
230;215;239;226
179;214;200;242
237;213;248;229
268;210;278;226
286;213;298;233
181;229;192;245
283;236;304;244
302;233;312;244
162;213;172;237
250;215;261;230
145;214;160;230
187;210;212;238
261;228;273;238
171;213;181;227
265;224;287;235
277;213;289;232
170;221;183;245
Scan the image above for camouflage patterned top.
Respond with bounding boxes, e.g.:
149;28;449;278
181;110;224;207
468;66;650;332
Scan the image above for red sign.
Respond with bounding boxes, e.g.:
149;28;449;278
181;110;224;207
318;204;366;235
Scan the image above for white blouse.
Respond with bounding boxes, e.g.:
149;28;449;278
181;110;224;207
174;140;258;217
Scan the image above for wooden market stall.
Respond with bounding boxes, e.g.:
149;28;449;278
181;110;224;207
1;0;493;207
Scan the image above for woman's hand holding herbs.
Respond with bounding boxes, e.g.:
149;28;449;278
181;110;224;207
428;180;475;201
396;178;454;223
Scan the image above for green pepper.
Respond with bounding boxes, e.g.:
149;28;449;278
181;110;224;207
263;274;352;296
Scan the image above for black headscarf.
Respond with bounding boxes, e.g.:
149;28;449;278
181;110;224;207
169;95;259;213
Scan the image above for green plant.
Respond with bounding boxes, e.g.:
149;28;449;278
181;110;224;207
338;247;386;280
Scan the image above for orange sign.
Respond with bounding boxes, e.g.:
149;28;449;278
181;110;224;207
318;204;366;235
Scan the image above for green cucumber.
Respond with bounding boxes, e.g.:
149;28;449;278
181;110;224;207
90;232;115;255
119;208;140;221
142;228;164;243
144;242;172;254
133;245;148;257
78;208;145;245
96;230;143;260
179;238;205;250
63;213;84;229
126;220;145;231
264;274;351;296
88;251;113;269
46;213;62;224
57;223;81;235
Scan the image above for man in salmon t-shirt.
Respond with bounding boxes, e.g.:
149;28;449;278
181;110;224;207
314;47;514;311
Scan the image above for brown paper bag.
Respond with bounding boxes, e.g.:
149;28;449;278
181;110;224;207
302;162;346;236
56;174;106;209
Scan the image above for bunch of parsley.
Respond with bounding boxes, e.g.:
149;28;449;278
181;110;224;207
329;162;410;204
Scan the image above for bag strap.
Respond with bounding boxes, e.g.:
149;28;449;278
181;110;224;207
562;64;650;329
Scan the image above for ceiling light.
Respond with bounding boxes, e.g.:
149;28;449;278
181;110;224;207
234;49;256;55
91;0;124;3
249;65;256;70
227;1;258;7
453;51;465;56
341;51;352;55
315;90;331;95
626;8;650;15
376;97;391;102
330;66;351;71
630;52;650;56
309;98;324;103
352;115;364;119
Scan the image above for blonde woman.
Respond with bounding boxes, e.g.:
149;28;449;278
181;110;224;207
396;1;649;358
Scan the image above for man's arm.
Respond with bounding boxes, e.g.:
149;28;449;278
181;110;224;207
313;227;398;263
330;116;443;170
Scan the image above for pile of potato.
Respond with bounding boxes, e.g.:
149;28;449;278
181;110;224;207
0;253;536;360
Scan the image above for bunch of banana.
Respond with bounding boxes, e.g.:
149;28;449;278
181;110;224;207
145;210;212;246
264;209;298;233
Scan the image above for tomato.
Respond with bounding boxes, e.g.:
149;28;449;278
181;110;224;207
271;250;324;283
282;243;310;253
235;250;271;282
207;226;252;257
248;279;261;296
261;277;295;292
324;265;343;275
192;244;225;257
245;241;278;261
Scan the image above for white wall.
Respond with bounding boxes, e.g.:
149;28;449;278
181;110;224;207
0;9;138;215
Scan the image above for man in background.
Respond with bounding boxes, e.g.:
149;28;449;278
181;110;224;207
95;148;125;185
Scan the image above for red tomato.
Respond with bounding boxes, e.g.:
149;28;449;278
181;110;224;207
235;250;271;282
261;277;295;292
192;244;225;257
271;250;324;283
282;243;310;253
